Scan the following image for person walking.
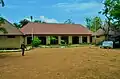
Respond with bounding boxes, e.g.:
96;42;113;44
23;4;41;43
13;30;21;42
21;42;26;56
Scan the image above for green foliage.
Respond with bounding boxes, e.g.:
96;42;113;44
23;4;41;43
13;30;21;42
85;17;102;32
0;17;8;33
42;21;47;23
0;17;5;25
61;40;67;45
32;36;41;47
30;16;33;21
92;17;102;32
50;36;57;41
99;0;120;40
34;20;42;23
47;36;57;41
19;19;30;27
34;20;46;23
110;0;120;28
64;19;75;24
13;23;21;29
13;19;30;28
0;0;5;7
99;0;115;40
85;17;92;29
0;27;8;33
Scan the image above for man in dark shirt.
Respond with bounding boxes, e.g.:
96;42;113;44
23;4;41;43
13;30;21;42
21;42;26;56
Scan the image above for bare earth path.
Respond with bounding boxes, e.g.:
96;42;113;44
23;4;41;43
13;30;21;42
0;47;120;79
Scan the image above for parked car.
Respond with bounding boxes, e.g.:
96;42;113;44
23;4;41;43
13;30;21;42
114;41;120;48
100;41;114;49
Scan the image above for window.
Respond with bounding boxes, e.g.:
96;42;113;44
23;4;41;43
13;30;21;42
7;36;15;38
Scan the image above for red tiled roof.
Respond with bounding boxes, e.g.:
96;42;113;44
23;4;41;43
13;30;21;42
20;22;92;35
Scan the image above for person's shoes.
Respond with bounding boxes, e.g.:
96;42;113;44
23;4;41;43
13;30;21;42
22;55;24;56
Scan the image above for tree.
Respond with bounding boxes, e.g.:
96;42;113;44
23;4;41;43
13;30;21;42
13;19;30;29
0;27;7;33
0;0;5;7
0;17;8;33
19;19;30;27
64;19;75;24
42;21;47;23
13;23;21;29
34;20;42;23
0;0;7;33
0;17;4;26
99;0;115;40
85;17;92;29
110;0;120;29
32;36;41;47
91;17;102;32
30;16;33;22
85;16;102;32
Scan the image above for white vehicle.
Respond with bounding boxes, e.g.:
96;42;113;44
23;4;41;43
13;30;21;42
100;41;113;49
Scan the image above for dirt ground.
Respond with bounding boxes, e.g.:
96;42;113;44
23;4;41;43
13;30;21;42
0;47;120;79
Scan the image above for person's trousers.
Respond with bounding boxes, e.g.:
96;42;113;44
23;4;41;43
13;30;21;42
22;49;25;56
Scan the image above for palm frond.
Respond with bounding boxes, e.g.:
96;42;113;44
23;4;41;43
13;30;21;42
0;17;5;25
0;0;5;7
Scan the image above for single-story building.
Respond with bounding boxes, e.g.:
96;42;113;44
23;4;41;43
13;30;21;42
92;28;120;44
92;29;106;44
20;22;92;45
0;19;24;49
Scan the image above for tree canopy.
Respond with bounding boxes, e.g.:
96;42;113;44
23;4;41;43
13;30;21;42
85;16;102;32
0;1;7;33
99;0;120;39
13;19;30;28
0;0;5;7
34;20;42;23
64;19;75;24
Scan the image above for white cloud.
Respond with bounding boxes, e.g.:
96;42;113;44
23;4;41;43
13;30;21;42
52;1;103;12
40;16;58;23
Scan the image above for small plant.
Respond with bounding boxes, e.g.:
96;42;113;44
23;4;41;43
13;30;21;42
50;36;57;41
32;36;41;47
61;40;67;46
49;36;57;45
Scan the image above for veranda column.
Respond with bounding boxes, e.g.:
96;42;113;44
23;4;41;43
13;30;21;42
58;36;61;45
25;36;27;45
79;36;83;44
87;36;90;43
68;36;72;44
46;36;50;45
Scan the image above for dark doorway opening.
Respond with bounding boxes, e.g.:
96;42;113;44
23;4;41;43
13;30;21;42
90;36;92;43
82;36;87;43
72;36;79;44
27;37;32;44
38;36;46;45
50;36;58;45
61;36;68;44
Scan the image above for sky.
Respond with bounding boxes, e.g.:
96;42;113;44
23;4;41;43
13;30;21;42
0;0;105;25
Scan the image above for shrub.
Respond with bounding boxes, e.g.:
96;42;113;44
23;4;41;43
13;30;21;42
32;36;41;47
50;36;57;41
61;40;67;46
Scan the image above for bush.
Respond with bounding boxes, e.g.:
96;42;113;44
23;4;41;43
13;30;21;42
32;36;41;47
